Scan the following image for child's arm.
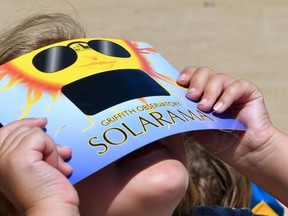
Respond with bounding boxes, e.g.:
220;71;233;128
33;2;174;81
177;66;288;206
0;118;80;216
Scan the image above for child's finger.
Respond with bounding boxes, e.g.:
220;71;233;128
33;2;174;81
182;67;217;101
177;66;199;86
57;156;72;177
197;73;235;112
7;127;60;170
0;125;32;155
56;144;72;161
0;118;47;144
213;79;257;113
4;118;47;130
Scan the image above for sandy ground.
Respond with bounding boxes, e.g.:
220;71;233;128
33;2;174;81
1;0;288;131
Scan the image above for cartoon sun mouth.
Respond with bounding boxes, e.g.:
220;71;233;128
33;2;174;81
61;68;170;116
77;60;117;70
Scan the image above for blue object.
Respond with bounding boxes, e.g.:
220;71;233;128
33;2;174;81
250;182;284;216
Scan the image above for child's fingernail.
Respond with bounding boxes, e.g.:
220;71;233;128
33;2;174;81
213;102;223;111
65;162;72;171
62;145;72;150
177;74;187;81
186;87;197;96
199;98;207;105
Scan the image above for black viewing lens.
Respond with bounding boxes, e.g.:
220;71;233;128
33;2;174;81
88;40;131;58
33;46;78;73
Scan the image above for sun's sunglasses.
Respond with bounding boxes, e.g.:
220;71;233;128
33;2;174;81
32;39;131;73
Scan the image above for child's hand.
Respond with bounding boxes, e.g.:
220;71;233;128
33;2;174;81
0;118;79;216
177;66;288;206
177;66;276;169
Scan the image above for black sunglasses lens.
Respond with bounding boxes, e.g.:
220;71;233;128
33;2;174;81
88;40;131;58
33;46;77;73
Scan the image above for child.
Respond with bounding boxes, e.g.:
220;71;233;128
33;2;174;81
0;12;281;216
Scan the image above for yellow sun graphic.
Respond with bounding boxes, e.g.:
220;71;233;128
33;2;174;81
0;38;180;121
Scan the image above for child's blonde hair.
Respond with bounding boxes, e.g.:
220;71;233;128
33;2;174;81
0;12;86;65
184;133;251;208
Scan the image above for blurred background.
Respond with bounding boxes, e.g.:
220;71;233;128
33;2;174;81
1;0;288;131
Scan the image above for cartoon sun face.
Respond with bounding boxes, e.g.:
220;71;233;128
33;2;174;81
0;38;176;118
